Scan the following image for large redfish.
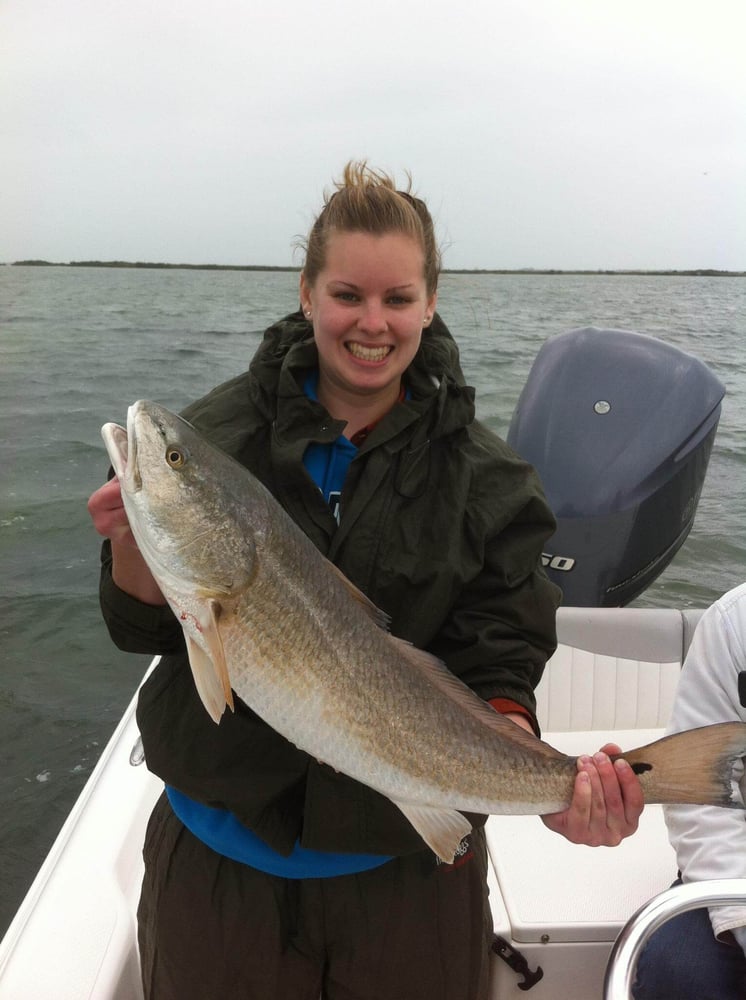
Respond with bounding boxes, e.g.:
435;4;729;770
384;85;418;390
101;400;746;862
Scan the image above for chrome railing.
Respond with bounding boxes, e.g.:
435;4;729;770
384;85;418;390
604;878;746;999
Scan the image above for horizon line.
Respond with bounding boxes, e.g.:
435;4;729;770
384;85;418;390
6;259;746;277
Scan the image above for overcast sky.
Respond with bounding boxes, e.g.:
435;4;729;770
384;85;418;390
1;0;744;271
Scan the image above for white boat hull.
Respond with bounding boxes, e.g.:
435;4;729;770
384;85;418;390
0;665;162;1000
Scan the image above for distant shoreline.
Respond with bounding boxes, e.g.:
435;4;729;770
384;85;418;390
7;259;746;277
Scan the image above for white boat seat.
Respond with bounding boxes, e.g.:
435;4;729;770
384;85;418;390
535;607;704;733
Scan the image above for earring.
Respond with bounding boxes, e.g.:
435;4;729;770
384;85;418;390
304;310;312;319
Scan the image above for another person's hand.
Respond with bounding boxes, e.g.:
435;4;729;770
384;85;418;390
541;743;644;846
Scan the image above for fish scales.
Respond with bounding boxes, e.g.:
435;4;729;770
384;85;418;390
223;516;574;803
101;400;746;862
225;541;567;807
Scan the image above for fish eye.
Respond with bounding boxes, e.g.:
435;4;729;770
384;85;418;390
165;444;188;468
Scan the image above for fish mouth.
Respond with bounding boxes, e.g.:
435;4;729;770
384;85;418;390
101;421;128;479
346;342;393;363
100;404;141;491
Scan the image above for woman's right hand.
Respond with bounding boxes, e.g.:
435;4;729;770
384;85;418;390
88;478;166;605
88;477;137;546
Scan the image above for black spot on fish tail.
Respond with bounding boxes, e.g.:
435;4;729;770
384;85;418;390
619;723;746;806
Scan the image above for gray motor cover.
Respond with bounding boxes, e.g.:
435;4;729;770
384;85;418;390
507;327;725;606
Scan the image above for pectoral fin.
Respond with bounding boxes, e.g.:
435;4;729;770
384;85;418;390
393;800;473;864
184;599;234;724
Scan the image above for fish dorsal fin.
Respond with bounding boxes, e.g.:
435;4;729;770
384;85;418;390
392;799;473;863
391;636;564;761
184;599;235;724
326;560;391;630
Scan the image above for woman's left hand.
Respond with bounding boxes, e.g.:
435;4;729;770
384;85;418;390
541;744;644;846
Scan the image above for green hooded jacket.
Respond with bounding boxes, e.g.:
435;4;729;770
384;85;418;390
100;310;561;857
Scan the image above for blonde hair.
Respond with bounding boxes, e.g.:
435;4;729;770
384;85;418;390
301;161;441;296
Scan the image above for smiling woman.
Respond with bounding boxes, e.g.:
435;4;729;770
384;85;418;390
296;163;440;438
300;230;437;438
84;160;645;1000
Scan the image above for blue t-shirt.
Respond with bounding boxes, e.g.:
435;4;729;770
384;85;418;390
166;788;390;877
167;370;393;877
301;371;358;524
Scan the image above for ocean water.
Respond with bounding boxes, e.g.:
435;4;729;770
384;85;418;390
1;265;745;936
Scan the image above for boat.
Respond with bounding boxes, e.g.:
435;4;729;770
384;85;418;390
1;328;743;999
2;609;741;1000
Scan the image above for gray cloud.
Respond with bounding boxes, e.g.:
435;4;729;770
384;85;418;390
1;0;744;270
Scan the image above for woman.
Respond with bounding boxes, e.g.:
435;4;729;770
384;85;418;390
89;162;643;999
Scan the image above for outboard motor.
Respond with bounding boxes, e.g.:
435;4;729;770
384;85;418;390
507;327;725;607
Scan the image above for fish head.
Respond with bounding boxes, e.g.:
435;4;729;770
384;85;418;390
101;400;260;602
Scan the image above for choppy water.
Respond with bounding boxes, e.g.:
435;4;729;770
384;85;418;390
1;265;744;935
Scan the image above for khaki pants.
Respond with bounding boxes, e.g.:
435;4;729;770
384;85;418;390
138;793;492;1000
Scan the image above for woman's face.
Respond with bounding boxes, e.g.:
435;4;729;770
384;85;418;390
300;230;437;412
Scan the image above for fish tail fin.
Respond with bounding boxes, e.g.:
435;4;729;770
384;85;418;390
619;722;746;808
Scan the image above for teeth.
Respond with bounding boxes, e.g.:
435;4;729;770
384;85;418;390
347;342;391;362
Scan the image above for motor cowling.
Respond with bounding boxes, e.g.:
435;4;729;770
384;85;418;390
507;327;725;607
